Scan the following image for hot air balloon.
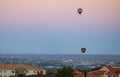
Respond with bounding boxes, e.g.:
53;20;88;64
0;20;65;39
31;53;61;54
78;8;83;15
81;48;86;53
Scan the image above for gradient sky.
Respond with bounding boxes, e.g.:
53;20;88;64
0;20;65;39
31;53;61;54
0;0;120;54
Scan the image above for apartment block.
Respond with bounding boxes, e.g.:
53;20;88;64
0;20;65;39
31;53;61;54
0;64;46;77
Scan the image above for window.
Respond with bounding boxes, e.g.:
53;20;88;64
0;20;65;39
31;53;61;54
25;70;28;73
37;71;39;73
34;70;37;73
113;75;116;77
4;75;7;77
4;70;6;73
0;70;2;73
40;71;43;74
108;75;112;77
11;71;14;73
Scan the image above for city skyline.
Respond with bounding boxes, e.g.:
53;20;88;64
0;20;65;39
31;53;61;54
0;0;120;54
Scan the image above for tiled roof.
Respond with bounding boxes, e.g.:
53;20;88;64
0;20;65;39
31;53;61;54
73;66;120;77
89;70;106;76
89;66;120;75
105;66;120;74
111;67;120;73
0;64;43;70
73;70;84;76
105;66;114;70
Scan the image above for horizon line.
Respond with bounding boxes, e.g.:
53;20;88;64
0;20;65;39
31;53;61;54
0;53;120;55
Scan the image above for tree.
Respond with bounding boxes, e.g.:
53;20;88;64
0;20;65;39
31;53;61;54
9;76;16;77
55;66;73;77
17;74;25;77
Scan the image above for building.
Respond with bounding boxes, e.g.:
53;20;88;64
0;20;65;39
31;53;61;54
89;66;120;77
73;66;120;77
0;64;46;77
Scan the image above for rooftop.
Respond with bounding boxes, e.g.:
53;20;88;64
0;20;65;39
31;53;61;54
73;70;84;76
0;64;44;70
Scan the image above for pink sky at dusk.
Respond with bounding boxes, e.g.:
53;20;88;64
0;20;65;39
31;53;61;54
0;0;120;28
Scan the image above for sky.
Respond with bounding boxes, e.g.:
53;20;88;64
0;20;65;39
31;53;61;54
0;0;120;54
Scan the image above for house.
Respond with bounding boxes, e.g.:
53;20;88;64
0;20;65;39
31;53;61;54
89;66;120;77
0;64;46;77
73;66;120;77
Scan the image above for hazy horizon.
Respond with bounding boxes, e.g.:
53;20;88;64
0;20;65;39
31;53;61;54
0;52;120;55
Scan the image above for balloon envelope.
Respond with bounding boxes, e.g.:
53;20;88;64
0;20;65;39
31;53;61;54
81;48;86;53
78;8;83;15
